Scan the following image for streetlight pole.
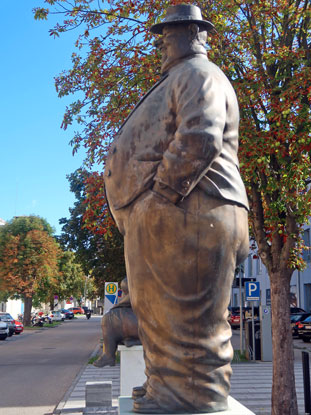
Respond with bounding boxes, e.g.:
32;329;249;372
83;275;89;305
240;264;244;354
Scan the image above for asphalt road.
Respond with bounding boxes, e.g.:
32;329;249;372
0;315;102;415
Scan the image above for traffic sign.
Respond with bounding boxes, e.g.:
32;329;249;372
106;295;118;304
104;282;118;314
106;283;117;295
245;281;260;301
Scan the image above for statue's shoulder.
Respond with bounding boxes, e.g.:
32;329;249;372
171;56;223;80
169;56;224;90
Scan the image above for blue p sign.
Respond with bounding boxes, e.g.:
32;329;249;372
245;281;260;301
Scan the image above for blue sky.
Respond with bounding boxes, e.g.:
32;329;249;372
1;1;89;235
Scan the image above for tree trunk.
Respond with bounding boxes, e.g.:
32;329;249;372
23;295;33;326
270;273;298;415
49;296;54;311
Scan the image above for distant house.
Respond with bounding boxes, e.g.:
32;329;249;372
0;218;5;226
231;224;311;312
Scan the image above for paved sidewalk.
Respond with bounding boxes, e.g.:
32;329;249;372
230;362;305;414
55;363;120;414
54;357;306;415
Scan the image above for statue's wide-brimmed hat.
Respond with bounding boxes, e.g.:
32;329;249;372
150;4;214;34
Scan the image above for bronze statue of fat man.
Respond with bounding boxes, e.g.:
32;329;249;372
104;4;249;414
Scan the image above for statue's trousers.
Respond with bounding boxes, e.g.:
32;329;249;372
113;187;249;412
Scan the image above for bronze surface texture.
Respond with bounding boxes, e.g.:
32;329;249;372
104;4;249;413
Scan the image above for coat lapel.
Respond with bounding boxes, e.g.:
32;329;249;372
116;73;169;133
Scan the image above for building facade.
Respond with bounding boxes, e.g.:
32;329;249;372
231;225;311;311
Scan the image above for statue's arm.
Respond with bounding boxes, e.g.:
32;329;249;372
153;67;226;202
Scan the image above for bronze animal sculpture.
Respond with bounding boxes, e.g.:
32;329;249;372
104;4;249;413
93;278;140;368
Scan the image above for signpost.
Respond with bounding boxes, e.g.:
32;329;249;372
239;273;243;354
104;282;118;314
245;281;260;360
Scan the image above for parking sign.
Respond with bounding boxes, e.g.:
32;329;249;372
245;281;260;301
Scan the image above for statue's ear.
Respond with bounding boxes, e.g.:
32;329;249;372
188;23;199;41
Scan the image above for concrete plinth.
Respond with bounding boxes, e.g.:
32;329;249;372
118;396;256;415
118;345;146;396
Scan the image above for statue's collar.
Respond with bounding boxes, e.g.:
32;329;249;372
161;52;208;76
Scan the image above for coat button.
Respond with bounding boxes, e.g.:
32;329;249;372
112;147;117;154
107;170;112;177
182;179;191;189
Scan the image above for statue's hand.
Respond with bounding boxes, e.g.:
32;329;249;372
152;181;181;204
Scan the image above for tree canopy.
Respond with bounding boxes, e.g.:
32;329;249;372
0;215;92;323
0;216;60;325
58;169;126;296
34;1;311;413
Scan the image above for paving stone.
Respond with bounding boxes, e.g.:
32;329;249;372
57;360;308;415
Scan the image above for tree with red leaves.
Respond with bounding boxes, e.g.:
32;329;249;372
0;216;60;326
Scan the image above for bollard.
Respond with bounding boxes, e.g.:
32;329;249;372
84;381;117;414
302;351;311;414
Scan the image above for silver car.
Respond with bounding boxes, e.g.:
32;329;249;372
0;320;9;340
0;313;16;336
48;310;65;322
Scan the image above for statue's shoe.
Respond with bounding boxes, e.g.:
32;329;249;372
93;354;115;367
132;385;146;400
123;338;141;347
133;396;163;413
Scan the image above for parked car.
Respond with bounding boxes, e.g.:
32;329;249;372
68;307;84;315
291;313;311;337
0;312;16;336
60;309;74;319
290;307;306;314
48;310;65;322
228;307;259;329
0;320;9;340
298;315;311;342
14;320;24;334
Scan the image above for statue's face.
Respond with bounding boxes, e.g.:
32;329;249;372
157;25;192;72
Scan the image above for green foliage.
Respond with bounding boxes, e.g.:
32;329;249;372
0;216;60;325
0;216;60;298
2;215;54;237
58;169;126;296
33;0;311;276
58;251;86;298
0;290;10;303
42;321;62;328
0;215;88;309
